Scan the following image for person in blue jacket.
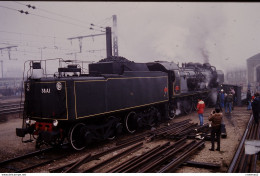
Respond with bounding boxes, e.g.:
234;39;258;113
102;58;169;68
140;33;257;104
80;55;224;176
218;89;225;111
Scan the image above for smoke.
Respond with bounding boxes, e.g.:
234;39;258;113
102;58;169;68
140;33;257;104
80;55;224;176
152;3;226;65
175;102;182;116
175;109;181;116
182;5;225;65
209;88;218;106
200;47;209;63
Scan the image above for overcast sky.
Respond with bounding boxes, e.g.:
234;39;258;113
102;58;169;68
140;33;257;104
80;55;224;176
0;1;260;77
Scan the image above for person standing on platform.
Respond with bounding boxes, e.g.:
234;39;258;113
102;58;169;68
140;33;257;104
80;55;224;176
225;92;233;114
247;89;252;110
197;98;205;126
252;92;260;124
230;87;236;110
219;89;225;111
209;108;223;151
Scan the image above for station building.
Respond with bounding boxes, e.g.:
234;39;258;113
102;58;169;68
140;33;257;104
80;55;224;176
247;53;260;92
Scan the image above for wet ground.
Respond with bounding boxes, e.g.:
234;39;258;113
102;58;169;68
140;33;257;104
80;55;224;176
0;102;259;173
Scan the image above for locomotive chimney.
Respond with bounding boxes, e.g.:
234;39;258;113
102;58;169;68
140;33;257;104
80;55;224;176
106;27;113;58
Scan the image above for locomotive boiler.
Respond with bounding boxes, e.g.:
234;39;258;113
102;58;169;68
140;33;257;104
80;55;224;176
16;56;223;150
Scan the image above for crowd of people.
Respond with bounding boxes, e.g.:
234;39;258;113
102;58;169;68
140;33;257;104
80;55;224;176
195;86;260;152
216;87;236;114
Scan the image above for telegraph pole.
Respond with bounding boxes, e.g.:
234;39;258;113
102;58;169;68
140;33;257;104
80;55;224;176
0;46;18;78
39;47;47;60
68;27;113;58
112;15;118;56
0;46;18;60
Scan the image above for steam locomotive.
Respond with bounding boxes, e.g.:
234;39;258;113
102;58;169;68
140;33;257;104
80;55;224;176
16;56;224;150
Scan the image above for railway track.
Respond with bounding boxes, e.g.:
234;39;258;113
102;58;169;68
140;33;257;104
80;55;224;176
228;114;260;173
0;103;23;116
46;119;218;173
0;107;255;173
0;144;70;173
52;113;253;173
0;95;21;101
0;118;222;173
48;137;149;173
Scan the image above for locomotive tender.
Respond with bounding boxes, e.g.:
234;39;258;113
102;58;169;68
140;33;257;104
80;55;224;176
16;56;224;150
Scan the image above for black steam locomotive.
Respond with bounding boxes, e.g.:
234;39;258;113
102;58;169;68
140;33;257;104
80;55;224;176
16;56;224;150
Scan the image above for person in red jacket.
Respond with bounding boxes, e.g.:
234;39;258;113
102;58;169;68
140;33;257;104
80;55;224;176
197;98;205;126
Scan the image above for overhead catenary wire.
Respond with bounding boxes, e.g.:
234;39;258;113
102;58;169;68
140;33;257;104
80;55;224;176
0;47;79;56
0;4;90;29
0;4;20;12
0;43;80;59
0;37;70;47
15;49;39;54
0;30;64;39
2;2;110;37
28;12;90;29
70;16;111;36
0;41;79;53
0;34;81;47
0;37;106;57
13;1;102;29
1;3;109;61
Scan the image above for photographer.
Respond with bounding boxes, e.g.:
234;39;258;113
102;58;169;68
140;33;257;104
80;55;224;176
209;108;223;151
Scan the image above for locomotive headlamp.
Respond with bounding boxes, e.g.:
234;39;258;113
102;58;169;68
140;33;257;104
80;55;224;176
53;120;58;127
25;118;31;125
56;82;62;91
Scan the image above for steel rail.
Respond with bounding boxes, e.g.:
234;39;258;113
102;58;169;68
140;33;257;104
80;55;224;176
116;135;146;146
49;139;146;173
122;142;172;173
164;123;195;137
0;103;24;109
238;122;254;173
137;138;189;173
157;140;205;173
242;122;259;172
63;154;92;173
251;123;260;172
107;143;166;173
242;123;256;172
109;138;186;173
15;155;66;173
170;124;198;138
227;114;253;172
83;142;143;173
0;147;54;166
0;143;69;173
0;107;23;115
150;119;191;135
150;121;192;140
106;156;138;173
